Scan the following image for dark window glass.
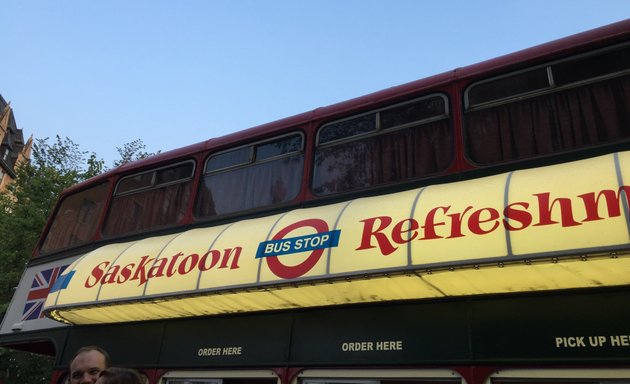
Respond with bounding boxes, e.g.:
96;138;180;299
467;67;550;107
465;75;630;164
196;156;303;217
206;147;251;172
493;381;602;384
103;162;194;237
156;162;194;185
553;45;630;86
196;134;304;218
103;181;193;237
303;378;459;384
381;96;446;129
313;95;451;195
313;119;452;195
256;134;302;160
382;380;460;384
318;114;377;144
168;379;277;384
116;172;153;194
40;183;109;254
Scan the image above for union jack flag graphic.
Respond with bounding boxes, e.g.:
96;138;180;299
22;265;68;321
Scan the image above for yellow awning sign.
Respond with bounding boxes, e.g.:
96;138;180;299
44;152;630;324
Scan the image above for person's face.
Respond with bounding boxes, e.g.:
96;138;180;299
70;350;107;384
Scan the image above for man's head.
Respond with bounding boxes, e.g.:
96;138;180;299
69;346;110;384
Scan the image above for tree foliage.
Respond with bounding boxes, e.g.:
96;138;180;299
0;348;53;384
0;136;102;313
113;138;160;167
0;136;147;384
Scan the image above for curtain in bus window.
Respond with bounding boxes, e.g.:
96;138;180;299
196;155;302;217
465;76;630;164
312;120;452;195
42;199;101;253
40;183;108;254
103;181;192;237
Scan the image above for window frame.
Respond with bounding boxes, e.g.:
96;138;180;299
311;93;452;196
464;42;630;111
462;42;630;167
203;132;305;176
194;131;305;220
295;369;465;384
485;368;630;384
316;94;450;148
101;159;197;238
114;160;196;197
39;182;110;255
160;369;280;384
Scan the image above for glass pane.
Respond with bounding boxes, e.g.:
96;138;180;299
207;147;251;172
467;67;550;107
383;380;460;384
156;162;194;185
313;120;452;195
313;140;374;194
553;45;630;86
493;381;601;384
117;172;154;195
256;134;302;160
464;75;630;164
381;96;446;129
168;379;275;384
318;113;377;144
40;183;109;254
196;155;303;217
167;381;220;384
103;180;193;237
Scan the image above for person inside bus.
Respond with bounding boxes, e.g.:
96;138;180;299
69;346;111;384
95;367;145;384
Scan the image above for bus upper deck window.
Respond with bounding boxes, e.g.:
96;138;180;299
464;43;630;165
40;183;109;255
256;134;302;160
116;172;153;195
318;114;377;145
195;133;304;219
466;67;550;108
102;161;195;238
552;45;630;86
206;146;251;173
312;94;452;196
380;95;446;128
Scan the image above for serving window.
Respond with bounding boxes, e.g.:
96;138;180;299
161;370;279;384
487;368;630;384
296;369;463;384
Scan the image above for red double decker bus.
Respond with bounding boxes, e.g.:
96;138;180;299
2;18;630;384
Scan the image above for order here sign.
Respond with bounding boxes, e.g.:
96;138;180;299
43;151;630;324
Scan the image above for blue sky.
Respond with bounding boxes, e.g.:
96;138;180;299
3;1;630;166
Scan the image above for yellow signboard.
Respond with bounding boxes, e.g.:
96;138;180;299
44;152;630;324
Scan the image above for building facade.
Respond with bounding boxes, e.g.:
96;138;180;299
0;94;32;193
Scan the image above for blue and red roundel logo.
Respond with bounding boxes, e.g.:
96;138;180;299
256;219;341;279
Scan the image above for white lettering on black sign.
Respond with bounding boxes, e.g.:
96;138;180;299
198;346;243;356
610;335;630;347
341;340;403;352
554;335;630;348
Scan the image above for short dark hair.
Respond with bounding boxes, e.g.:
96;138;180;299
97;367;145;384
71;346;111;368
